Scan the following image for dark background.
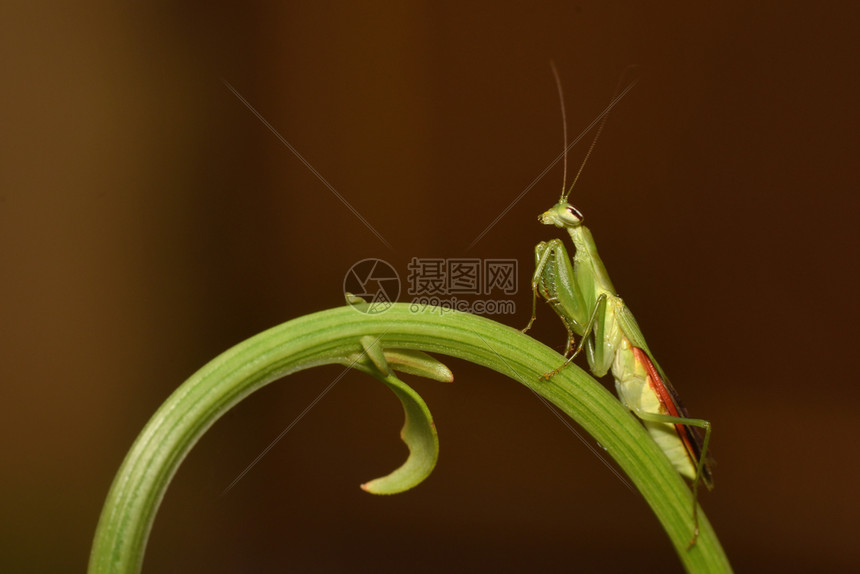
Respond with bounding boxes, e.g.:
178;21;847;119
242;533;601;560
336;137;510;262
2;2;858;572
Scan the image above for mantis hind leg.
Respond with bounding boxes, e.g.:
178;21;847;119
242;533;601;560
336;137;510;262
632;409;712;549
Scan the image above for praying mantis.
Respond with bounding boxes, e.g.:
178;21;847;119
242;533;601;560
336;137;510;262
522;69;713;547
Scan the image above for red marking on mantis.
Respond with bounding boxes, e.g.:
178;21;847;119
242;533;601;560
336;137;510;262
632;346;702;466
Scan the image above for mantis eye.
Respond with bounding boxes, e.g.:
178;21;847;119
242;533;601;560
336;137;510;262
565;205;584;222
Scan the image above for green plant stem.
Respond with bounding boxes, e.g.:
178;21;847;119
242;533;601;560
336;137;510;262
89;304;731;573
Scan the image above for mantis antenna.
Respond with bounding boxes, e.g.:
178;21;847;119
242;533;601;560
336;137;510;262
550;62;570;198
550;63;639;202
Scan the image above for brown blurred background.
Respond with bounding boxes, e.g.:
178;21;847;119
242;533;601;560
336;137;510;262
2;2;858;572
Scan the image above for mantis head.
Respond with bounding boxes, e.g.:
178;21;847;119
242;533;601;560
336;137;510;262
539;200;584;229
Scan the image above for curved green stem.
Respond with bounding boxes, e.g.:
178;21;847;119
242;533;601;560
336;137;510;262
89;304;731;573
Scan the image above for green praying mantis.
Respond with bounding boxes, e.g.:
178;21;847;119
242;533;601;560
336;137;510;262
522;69;713;547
